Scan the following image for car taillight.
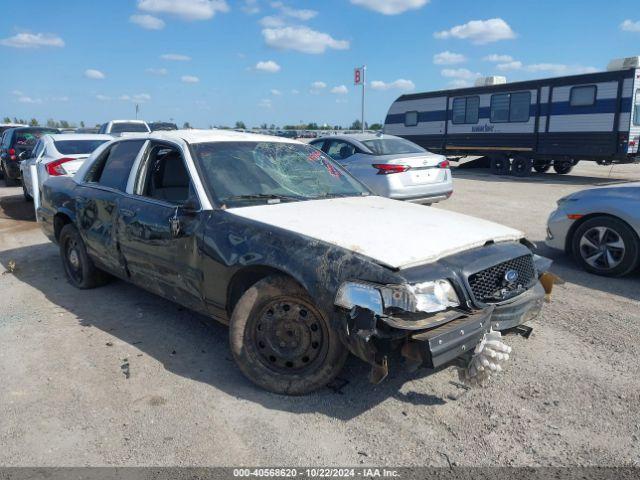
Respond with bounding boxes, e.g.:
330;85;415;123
372;164;411;175
8;148;16;160
46;157;75;176
438;159;450;169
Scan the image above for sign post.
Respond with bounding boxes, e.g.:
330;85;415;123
354;66;366;133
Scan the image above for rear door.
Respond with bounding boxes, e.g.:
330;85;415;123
75;139;146;276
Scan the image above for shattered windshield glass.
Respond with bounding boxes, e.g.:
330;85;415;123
192;141;369;207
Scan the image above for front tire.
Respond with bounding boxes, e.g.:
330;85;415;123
554;161;574;175
490;156;510;176
229;275;348;395
511;157;533;177
572;216;639;277
533;161;551;173
59;224;110;288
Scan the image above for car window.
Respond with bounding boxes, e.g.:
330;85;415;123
32;140;45;158
13;129;58;147
362;138;425;155
135;143;194;205
110;123;149;134
192;141;369;207
634;89;640;126
570;86;597;107
87;140;145;191
53;139;109;155
491;92;531;123
326;141;356;161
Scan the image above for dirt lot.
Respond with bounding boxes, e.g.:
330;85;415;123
1;162;639;467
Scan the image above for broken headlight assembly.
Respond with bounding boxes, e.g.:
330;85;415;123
335;280;460;316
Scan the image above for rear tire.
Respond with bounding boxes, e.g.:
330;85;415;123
229;275;348;395
511;157;533;177
59;224;110;289
490;156;511;175
533;161;551;173
553;161;574;175
572;216;639;277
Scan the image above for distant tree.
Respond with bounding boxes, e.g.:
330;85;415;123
29;118;39;126
260;123;268;129
269;124;276;130
183;122;192;129
13;117;19;124
46;118;57;128
60;120;70;129
307;122;318;130
80;121;85;128
369;123;383;131
235;121;246;129
2;117;11;123
350;119;362;130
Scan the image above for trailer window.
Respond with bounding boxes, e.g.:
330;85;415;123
570;85;597;107
491;92;531;123
404;111;418;127
452;96;479;124
634;90;640;126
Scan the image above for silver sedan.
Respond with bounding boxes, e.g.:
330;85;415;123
546;183;640;277
309;133;453;204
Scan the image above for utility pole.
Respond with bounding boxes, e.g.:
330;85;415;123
355;65;366;132
135;104;139;120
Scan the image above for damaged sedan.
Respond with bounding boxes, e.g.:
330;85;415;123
37;130;553;394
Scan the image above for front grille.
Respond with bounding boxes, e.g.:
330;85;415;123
468;255;536;303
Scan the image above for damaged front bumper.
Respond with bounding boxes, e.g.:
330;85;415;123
340;279;548;382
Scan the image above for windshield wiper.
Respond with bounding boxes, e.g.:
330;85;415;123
225;193;304;203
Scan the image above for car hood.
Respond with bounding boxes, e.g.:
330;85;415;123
226;196;523;270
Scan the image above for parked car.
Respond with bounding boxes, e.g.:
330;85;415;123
19;133;111;201
1;127;60;186
149;122;178;132
0;123;28;136
76;127;100;134
546;183;640;277
98;120;150;135
310;133;453;204
38;129;552;394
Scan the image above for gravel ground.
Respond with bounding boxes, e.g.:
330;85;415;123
0;162;639;467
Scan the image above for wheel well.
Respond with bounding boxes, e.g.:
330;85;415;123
565;213;638;253
53;213;72;242
226;266;295;318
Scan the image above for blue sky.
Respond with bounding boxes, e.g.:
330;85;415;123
1;0;640;128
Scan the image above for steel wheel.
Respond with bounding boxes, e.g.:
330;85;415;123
252;298;328;374
63;236;85;285
579;226;625;271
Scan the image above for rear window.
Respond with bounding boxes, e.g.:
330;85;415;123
110;123;149;134
362;138;425;155
13;129;59;147
54;140;109;155
570;85;597;107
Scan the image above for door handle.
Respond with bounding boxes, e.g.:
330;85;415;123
120;209;136;218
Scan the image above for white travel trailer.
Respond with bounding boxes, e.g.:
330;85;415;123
384;57;640;176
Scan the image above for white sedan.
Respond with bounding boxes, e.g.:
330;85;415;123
20;133;111;201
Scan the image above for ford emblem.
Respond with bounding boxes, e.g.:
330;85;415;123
505;269;519;284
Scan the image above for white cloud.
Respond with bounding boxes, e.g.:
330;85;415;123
132;93;152;102
17;96;42;104
130;14;165;30
370;79;415;91
496;61;523;71
181;75;200;83
0;32;64;48
441;68;481;80
525;64;597;75
262;26;349;54
146;67;168;75
161;53;191;61
433;51;466;65
119;95;131;101
259;15;285;27
484;54;513;62
96;94;111;101
310;81;327;94
84;69;106;80
271;1;318;20
350;0;429;15
270;89;282;96
435;18;516;44
258;98;272;108
331;85;348;94
242;0;260;14
621;19;640;32
448;79;472;89
291;89;300;95
137;0;229;21
255;60;281;73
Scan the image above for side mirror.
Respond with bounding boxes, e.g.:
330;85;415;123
180;197;200;214
18;150;30;160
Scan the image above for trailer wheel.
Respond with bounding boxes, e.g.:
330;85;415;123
553;161;574;175
533;161;551;173
511;157;533;177
490;156;510;175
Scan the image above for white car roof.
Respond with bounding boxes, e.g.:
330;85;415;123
46;133;113;141
0;123;28;127
109;120;148;124
149;128;302;145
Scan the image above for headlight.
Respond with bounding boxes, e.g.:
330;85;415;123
335;280;459;315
